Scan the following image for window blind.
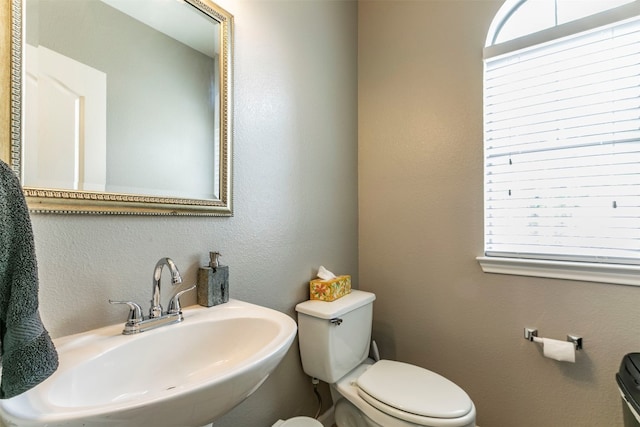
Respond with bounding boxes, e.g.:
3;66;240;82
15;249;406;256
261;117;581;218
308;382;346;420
483;15;640;265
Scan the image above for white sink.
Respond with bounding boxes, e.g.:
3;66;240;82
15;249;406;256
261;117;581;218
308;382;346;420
0;299;297;427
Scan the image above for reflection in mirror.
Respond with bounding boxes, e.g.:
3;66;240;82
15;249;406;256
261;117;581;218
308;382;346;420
10;0;232;215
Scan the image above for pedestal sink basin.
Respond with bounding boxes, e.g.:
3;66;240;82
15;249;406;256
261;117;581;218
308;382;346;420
0;299;297;427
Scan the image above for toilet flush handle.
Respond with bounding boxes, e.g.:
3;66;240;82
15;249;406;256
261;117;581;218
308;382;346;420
330;318;343;326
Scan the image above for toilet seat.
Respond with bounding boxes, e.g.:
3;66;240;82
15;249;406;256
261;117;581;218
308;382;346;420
355;360;473;425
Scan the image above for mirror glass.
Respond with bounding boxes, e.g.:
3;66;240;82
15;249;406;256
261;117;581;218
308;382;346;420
10;0;232;215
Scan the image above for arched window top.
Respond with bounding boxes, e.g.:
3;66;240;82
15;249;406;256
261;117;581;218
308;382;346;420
487;0;636;46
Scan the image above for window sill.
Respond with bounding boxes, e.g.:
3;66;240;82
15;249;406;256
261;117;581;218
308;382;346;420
476;256;640;287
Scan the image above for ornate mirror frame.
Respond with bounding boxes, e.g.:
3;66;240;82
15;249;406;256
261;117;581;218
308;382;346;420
1;0;233;216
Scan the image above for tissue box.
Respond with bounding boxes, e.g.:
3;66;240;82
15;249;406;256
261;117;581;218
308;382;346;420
310;275;351;301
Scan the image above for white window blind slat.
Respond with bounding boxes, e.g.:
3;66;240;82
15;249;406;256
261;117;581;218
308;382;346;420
483;14;640;265
487;132;640;156
486;85;640;121
486;236;640;253
488;149;640;175
488;29;640;75
487;215;640;230
487;41;640;92
487;114;640;146
488;140;640;164
487;58;640;111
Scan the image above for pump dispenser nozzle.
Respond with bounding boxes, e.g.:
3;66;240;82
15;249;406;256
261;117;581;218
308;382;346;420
209;251;221;269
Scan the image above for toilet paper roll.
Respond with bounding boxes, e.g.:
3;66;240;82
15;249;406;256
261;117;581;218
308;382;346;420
541;337;575;363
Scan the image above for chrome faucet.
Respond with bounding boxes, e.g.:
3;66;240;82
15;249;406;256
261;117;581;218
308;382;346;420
150;257;183;318
110;257;195;335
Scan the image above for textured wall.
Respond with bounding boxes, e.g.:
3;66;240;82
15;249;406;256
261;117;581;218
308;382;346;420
359;1;637;426
1;0;357;425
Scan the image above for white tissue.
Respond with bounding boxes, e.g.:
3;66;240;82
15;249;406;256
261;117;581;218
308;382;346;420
317;266;337;280
536;337;575;363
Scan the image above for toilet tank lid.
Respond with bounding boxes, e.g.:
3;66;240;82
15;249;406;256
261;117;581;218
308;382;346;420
295;290;375;319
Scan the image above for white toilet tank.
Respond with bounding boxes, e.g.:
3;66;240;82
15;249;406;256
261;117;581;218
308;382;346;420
295;290;376;383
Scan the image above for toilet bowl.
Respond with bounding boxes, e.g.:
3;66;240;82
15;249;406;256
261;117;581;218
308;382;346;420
333;361;475;427
295;290;476;427
272;416;323;427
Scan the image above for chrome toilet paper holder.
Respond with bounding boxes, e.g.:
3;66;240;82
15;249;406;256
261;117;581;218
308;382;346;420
524;327;583;350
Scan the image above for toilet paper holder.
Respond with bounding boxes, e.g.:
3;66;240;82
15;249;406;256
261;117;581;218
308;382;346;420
524;328;583;350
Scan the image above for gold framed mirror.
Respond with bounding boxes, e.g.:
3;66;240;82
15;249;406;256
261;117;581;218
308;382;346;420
3;0;232;215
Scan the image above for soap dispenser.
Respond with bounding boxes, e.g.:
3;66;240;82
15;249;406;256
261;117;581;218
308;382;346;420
197;251;229;307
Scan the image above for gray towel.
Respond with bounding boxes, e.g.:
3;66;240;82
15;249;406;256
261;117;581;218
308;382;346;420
0;160;58;399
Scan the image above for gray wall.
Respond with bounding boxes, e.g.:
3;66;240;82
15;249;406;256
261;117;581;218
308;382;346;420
359;1;637;426
29;0;358;425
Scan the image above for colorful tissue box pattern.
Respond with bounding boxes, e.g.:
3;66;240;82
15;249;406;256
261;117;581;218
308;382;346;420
310;275;352;301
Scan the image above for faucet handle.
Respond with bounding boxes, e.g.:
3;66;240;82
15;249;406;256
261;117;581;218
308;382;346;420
167;285;196;315
109;300;143;324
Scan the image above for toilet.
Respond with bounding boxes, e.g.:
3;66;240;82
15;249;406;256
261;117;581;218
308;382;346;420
295;290;476;427
272;416;323;427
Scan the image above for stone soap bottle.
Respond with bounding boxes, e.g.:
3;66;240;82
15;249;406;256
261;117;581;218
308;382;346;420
197;251;229;307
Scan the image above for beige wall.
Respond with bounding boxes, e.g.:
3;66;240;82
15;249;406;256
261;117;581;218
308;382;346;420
359;1;638;426
1;0;357;425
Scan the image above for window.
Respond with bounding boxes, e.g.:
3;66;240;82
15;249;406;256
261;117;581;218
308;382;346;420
478;0;640;285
